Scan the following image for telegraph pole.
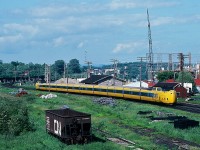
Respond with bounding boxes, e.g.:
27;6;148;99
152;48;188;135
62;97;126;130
84;50;92;78
137;57;147;90
85;61;92;78
178;53;184;87
45;64;50;84
63;62;66;78
45;64;51;92
110;59;119;86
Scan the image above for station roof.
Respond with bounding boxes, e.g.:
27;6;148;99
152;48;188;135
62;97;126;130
80;75;125;85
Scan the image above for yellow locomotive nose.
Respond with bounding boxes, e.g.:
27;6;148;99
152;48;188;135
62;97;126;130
165;90;177;104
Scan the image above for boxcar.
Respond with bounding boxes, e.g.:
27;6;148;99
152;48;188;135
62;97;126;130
45;108;91;144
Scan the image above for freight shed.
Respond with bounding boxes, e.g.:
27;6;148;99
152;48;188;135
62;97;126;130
46;108;91;144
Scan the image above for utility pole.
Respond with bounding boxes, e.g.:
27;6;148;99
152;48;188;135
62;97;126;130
63;62;66;78
45;64;51;92
110;59;119;86
66;62;69;84
178;53;184;87
137;57;147;90
147;9;154;81
85;61;92;78
84;50;92;78
188;52;191;72
123;66;128;81
45;64;50;84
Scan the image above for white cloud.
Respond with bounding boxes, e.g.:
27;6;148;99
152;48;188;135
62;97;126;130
0;34;23;44
151;17;174;26
53;37;66;47
113;41;147;53
3;23;38;36
77;41;84;48
31;3;106;17
109;0;179;10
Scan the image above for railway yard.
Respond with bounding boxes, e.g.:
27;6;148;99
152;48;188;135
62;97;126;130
0;84;200;150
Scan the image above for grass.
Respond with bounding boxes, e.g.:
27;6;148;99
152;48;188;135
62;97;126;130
0;84;200;149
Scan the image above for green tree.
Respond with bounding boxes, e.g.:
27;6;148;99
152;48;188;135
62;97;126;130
177;71;196;93
156;71;174;82
68;59;81;74
11;61;20;81
54;60;65;76
177;71;194;84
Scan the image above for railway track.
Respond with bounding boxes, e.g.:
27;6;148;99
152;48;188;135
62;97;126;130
92;127;138;148
171;102;200;114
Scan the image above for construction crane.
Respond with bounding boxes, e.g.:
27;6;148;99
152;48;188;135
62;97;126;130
147;9;154;81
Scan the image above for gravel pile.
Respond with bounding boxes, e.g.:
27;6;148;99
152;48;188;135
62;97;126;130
93;97;116;106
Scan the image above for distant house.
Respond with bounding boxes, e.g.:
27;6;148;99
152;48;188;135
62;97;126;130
153;82;187;98
80;75;126;86
194;79;200;92
143;80;156;87
166;79;192;94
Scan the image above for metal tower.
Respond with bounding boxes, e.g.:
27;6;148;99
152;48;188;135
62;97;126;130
147;9;153;81
168;53;173;71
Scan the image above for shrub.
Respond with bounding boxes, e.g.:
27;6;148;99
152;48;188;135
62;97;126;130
0;97;35;136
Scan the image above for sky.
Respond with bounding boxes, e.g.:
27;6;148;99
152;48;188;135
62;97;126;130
0;0;200;65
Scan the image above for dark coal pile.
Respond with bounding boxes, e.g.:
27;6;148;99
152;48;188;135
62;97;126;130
137;111;153;115
174;119;199;129
149;116;187;121
137;110;199;129
93;97;116;106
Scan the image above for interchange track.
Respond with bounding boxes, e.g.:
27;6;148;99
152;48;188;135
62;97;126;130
92;127;136;148
170;102;200;114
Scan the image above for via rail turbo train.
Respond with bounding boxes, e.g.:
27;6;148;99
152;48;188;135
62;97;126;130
36;83;177;105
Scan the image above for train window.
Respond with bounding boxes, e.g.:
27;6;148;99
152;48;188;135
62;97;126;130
107;89;114;93
115;90;122;93
59;86;67;89
67;86;73;89
42;85;55;88
40;85;47;88
149;93;154;97
152;87;156;91
141;92;148;96
93;88;99;91
50;86;56;88
79;87;83;90
124;90;130;94
132;91;139;95
87;88;93;91
101;89;107;92
73;87;79;90
153;94;158;98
